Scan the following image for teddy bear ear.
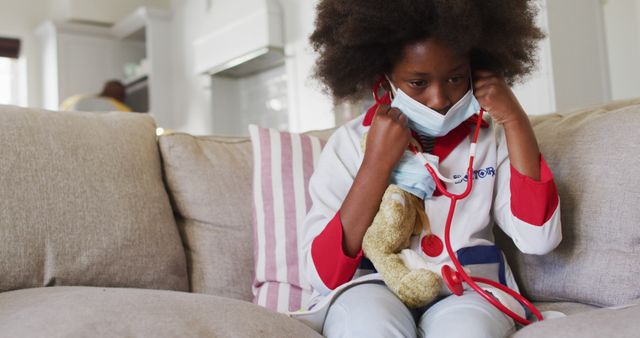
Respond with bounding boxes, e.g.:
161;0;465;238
413;202;430;236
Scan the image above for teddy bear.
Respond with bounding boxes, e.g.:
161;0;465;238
360;134;442;308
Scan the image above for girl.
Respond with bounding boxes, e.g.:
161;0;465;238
301;1;562;337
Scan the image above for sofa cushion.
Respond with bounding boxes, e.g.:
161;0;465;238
513;302;640;338
533;302;599;316
495;98;640;307
0;105;188;292
158;129;334;303
0;286;321;338
158;133;256;301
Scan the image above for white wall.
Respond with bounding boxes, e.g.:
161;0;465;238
602;0;640;101
280;0;334;132
169;0;334;135
511;0;557;116
210;64;289;135
0;0;57;108
546;0;611;111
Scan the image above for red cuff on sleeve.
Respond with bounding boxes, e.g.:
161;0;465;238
311;211;363;290
509;155;560;226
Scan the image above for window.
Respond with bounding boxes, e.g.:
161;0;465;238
0;57;16;105
0;37;22;106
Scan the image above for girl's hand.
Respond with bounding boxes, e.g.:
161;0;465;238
472;70;527;125
474;69;542;180
364;105;411;173
340;105;410;258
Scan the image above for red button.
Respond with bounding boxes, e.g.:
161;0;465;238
421;234;443;257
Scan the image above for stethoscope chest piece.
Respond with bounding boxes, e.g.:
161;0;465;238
441;265;464;296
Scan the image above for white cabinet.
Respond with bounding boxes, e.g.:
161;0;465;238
36;7;173;128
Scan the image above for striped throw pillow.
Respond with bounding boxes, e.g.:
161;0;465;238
249;125;326;313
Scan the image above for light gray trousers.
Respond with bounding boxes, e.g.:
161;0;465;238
323;283;516;338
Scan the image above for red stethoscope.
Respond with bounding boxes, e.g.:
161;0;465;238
373;78;543;325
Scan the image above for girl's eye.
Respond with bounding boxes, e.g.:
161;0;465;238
448;75;465;84
409;80;427;87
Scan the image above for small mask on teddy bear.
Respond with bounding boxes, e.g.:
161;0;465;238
361;133;442;308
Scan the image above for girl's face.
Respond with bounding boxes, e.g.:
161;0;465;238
389;38;471;115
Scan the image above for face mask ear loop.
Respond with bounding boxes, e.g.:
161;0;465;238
385;74;398;99
373;76;389;104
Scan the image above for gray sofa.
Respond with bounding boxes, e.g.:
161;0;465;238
0;98;639;337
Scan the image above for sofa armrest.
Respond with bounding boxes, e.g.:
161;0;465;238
512;302;640;338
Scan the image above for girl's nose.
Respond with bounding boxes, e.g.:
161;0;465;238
427;84;451;115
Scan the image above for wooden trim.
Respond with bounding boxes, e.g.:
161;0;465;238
0;37;21;59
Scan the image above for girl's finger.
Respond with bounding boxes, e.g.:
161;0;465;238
375;104;391;116
473;69;494;78
388;108;402;121
397;113;409;127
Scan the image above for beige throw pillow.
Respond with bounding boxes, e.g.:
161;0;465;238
0;105;188;292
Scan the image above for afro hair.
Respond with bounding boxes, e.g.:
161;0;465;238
310;0;545;102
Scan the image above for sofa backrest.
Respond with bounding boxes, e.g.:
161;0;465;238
158;129;333;302
0;105;188;292
495;98;640;307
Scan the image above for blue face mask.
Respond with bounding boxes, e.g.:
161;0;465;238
389;151;438;200
388;77;480;137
